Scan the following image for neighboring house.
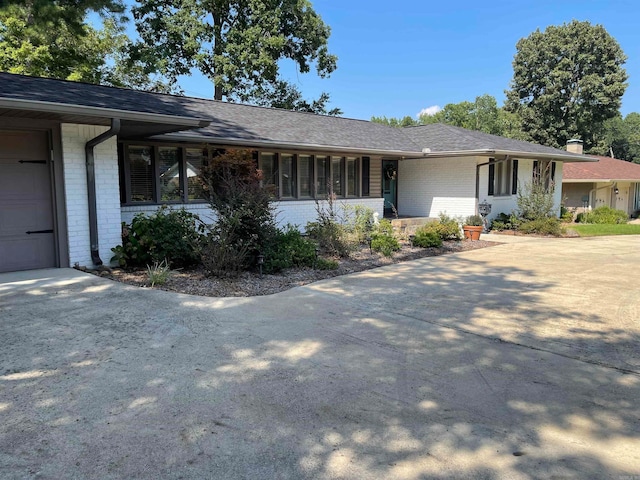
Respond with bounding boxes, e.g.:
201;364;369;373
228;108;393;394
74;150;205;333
0;73;591;273
562;141;640;216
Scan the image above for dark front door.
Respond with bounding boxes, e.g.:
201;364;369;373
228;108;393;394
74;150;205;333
0;129;56;273
382;160;398;216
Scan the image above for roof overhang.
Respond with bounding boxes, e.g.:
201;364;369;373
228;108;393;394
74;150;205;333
563;178;640;183
0;97;210;138
149;131;426;158
409;149;598;163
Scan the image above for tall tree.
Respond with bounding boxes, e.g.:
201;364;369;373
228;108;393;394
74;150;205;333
132;0;339;111
591;112;640;163
0;0;173;91
505;20;628;150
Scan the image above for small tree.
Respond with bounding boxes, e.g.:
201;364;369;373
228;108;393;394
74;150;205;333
517;181;556;221
201;149;277;276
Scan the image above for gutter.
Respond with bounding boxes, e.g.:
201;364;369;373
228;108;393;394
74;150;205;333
85;119;120;266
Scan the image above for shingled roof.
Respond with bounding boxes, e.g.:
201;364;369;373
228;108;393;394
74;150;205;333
563;156;640;182
0;72;595;160
404;123;588;161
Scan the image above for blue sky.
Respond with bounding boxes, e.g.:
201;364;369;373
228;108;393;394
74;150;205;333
135;0;640;121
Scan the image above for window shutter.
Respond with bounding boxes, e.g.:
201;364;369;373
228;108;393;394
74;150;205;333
361;157;370;196
551;161;556;182
488;163;495;196
511;159;518;195
533;160;538;179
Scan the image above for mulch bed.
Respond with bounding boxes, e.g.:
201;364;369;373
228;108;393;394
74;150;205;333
93;239;497;297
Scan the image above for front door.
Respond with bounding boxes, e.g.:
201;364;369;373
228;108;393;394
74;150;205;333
0;129;56;273
382;160;398;216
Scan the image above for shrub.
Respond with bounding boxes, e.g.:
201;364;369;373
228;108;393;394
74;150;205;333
412;228;443;248
371;233;400;257
437;213;463;240
491;212;520;231
517;181;556;220
201;224;251;278
315;258;339;270
111;207;204;269
464;215;483;226
577;206;628;224
262;226;317;273
560;206;574;222
306;194;355;257
343;204;376;243
518;217;564;236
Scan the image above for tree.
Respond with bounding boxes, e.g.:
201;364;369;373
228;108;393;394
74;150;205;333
370;115;420;127
132;0;339;110
0;1;173;91
250;80;342;115
505;20;628;150
591;113;640;163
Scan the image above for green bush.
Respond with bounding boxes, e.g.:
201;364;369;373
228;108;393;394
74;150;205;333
437;213;463;240
560;206;574;222
518;217;564;236
375;218;394;236
491;212;520;231
306;195;355;257
517;181;556;220
111;207;204;269
343;204;375;243
201;225;251;278
262;226;317;273
464;215;483;226
315;258;339;270
412;228;443;248
371;233;400;257
577;206;628;224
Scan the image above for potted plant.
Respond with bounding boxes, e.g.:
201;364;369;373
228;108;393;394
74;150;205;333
463;215;484;241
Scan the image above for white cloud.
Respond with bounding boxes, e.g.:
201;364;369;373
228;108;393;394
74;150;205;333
417;105;441;118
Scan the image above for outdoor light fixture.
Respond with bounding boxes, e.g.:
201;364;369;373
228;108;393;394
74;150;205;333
615;185;620;195
478;200;492;233
366;235;372;254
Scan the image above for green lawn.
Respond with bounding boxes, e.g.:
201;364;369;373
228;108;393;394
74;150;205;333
568;223;640;237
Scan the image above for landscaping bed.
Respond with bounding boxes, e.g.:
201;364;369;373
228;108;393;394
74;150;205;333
98;239;496;297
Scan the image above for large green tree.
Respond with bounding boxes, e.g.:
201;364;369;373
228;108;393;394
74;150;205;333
591;112;640;163
505;20;628;150
0;0;173;91
132;0;339;112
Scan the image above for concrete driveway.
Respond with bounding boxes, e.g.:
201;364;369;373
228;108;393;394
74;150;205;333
1;235;639;479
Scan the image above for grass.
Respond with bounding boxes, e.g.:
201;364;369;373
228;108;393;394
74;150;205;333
568;223;640;237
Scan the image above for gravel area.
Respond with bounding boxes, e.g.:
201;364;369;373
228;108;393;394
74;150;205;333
95;240;497;297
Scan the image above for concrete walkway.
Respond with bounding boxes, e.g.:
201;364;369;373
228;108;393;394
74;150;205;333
1;236;639;479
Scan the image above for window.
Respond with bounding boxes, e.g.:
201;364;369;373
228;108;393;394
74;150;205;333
128;145;154;202
158;147;181;201
533;160;556;191
185;148;207;201
332;156;343;196
122;144;208;204
280;154;295;198
488;159;518;196
298;155;312;198
315;156;329;196
259;152;278;196
346;157;359;196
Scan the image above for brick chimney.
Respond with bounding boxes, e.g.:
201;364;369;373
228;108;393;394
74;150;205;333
566;139;584;154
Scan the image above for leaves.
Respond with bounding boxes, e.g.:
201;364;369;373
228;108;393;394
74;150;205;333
505;20;628;150
131;0;338;106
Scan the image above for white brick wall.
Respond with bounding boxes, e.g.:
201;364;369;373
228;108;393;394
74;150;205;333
121;198;384;232
61;124;122;267
398;157;477;218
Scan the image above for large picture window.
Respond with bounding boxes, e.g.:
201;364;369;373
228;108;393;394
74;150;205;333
122;144;208;204
120;144;373;205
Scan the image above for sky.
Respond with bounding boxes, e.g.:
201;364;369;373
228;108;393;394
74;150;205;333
131;0;640;121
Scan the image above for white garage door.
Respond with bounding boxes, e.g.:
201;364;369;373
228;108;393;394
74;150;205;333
0;129;56;273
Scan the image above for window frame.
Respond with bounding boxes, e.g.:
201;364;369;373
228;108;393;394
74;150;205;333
488;158;519;197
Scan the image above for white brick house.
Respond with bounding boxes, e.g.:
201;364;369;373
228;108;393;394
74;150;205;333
0;73;593;273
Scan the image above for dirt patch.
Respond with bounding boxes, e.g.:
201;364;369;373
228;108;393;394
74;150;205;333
96;240;497;297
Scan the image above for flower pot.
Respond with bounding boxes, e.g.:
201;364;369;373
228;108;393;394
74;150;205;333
463;225;483;241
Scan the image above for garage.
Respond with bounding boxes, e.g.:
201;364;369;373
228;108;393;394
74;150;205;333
0;129;56;273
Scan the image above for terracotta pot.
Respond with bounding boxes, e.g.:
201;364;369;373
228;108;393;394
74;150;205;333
463;225;483;241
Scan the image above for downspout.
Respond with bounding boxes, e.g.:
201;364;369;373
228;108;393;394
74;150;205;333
85;119;121;266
